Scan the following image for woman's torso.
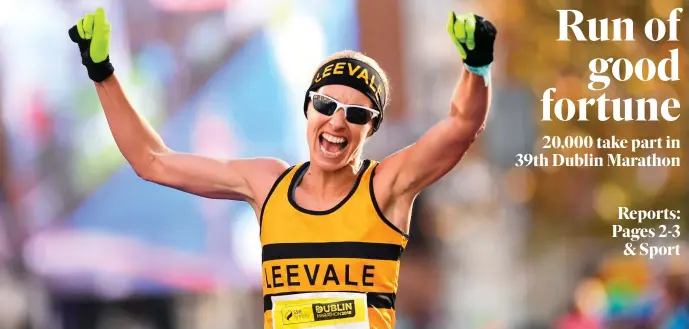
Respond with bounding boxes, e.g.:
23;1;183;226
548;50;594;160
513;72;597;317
260;159;408;329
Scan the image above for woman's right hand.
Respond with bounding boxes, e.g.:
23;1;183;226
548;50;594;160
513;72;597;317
68;7;114;82
71;8;288;216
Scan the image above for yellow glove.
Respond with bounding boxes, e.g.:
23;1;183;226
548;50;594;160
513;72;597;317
68;8;114;82
446;12;497;67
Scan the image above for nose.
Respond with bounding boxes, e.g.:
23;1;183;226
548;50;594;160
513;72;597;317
329;108;347;130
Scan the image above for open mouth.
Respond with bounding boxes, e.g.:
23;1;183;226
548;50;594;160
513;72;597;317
319;132;349;158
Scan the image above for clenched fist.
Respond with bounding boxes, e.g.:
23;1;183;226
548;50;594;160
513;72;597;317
447;12;497;68
68;8;114;82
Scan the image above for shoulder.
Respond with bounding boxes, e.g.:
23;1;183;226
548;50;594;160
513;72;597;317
247;157;292;186
257;157;292;175
371;153;416;203
242;157;293;209
368;156;414;234
372;150;409;195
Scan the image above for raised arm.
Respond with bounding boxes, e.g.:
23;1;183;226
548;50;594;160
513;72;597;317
95;75;288;201
376;13;497;202
69;8;288;205
379;67;489;194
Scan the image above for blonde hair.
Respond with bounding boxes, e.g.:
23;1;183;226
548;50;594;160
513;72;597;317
315;50;391;112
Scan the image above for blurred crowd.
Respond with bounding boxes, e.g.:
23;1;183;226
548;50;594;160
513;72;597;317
1;0;687;328
553;256;689;329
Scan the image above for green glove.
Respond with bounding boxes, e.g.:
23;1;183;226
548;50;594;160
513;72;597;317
68;8;114;82
446;12;497;68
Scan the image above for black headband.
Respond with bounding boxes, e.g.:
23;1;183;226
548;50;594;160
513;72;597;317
303;58;387;133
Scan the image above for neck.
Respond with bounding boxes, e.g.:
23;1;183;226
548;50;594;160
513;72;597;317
302;159;363;200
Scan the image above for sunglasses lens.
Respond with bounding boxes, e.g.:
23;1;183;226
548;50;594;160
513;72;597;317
346;107;372;125
312;95;337;115
311;93;375;125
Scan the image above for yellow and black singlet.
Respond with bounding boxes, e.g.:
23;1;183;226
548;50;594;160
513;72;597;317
260;159;409;329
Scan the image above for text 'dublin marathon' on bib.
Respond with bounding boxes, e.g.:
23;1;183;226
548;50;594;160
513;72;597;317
272;292;369;329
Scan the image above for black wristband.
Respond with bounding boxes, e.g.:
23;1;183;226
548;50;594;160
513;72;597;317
69;26;115;82
83;55;114;82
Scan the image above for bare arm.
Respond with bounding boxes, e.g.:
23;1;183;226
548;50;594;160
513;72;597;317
94;74;289;202
377;68;490;199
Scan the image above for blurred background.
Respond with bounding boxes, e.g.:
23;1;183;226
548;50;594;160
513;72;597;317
0;0;687;328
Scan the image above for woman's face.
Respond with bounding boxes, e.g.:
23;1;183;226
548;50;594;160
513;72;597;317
306;84;375;172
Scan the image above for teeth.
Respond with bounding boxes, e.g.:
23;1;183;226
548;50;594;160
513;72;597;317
322;133;346;144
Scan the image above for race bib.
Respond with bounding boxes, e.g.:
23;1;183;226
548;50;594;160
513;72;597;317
272;292;369;329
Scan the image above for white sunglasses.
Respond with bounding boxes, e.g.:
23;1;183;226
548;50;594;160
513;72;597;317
308;91;380;125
